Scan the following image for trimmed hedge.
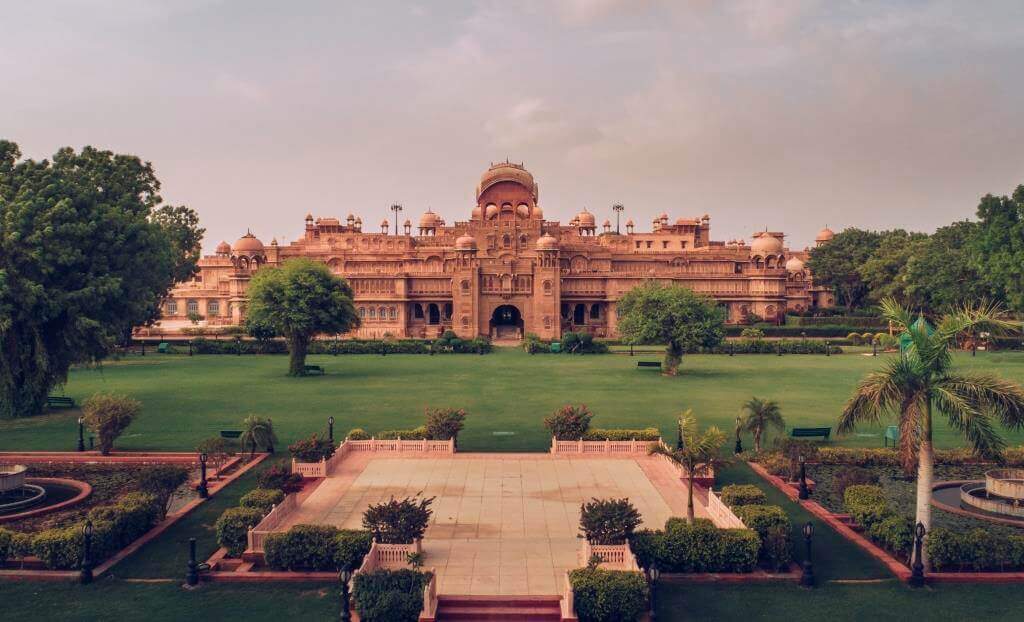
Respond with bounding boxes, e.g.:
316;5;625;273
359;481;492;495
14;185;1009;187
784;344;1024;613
215;506;265;557
732;504;792;570
843;485;889;530
719;484;768;507
928;527;1024;572
0;528;12;564
786;316;885;328
569;567;649;622
239;488;285;513
189;337;492;356
815;446;1024;468
352;569;431;622
724;325;882;338
581;428;661;442
377;426;428;440
263;524;372;571
629;518;760;573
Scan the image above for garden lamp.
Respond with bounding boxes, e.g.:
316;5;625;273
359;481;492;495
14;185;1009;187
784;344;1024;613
340;568;354;622
800;521;814;587
198;452;209;498
910;522;926;587
80;520;94;584
77;416;86;452
648;563;660;619
328;416;335;443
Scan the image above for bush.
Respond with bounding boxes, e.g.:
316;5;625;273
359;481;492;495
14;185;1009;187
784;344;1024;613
0;528;12;564
352;569;431;622
258;461;303;493
524;333;548;354
544;404;594;440
215;506;265;557
843;485;889;530
756;453;791;478
833;466;880;500
424;408;467;442
197;436;237;470
762;525;792;572
648;518;760;573
732;505;791;570
136;465;189;520
264;524;339;571
720;484;768;508
561;331;609;354
579;498;642;544
868;515;914;558
740;327;765;339
362;496;434;544
775;438;821;481
569;568;648;622
82;393;141;455
334;529;374;571
376;426;428;440
846;332;862;345
288;434;336;462
239;488;285;513
346;428;371;440
926;528;1024;572
581;428;660;441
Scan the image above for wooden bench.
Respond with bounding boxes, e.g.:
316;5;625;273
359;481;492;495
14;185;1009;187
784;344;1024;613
637;361;662;369
46;396;76;409
220;430;243;440
790;427;831;440
303;365;325;375
884;425;899;447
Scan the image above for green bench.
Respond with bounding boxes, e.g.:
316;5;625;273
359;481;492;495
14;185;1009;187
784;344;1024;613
637;361;662;369
884;425;899;447
46;396;76;409
303;365;325;375
157;342;170;353
790;427;831;440
219;430;243;439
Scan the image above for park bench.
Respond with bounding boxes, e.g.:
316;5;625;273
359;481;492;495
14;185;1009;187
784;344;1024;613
790;427;831;440
637;361;662;369
303;365;325;375
884;425;899;447
157;342;170;353
46;396;76;409
220;430;243;440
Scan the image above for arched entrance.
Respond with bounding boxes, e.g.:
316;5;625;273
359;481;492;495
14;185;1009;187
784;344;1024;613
490;305;523;341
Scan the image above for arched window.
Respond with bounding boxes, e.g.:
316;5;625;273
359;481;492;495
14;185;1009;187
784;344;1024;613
359;307;366;319
207;300;220;316
167;300;178;315
414;304;424;319
461;279;470;293
590;304;600;320
543;280;552;295
368;307;376;319
389;307;397;320
378;306;386;320
502;234;511;248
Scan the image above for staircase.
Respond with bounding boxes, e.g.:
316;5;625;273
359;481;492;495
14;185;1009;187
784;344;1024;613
435;595;563;621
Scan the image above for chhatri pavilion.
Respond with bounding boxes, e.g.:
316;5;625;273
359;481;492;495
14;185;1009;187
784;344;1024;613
156;162;835;340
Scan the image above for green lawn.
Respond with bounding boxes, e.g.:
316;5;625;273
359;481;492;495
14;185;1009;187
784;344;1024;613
9;348;1024;452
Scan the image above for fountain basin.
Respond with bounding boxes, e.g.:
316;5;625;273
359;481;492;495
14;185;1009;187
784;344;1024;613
0;477;92;522
0;464;28;492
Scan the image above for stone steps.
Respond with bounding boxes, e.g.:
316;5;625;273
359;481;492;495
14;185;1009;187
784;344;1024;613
436;595;563;621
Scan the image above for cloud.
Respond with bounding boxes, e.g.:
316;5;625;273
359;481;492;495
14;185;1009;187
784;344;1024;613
485;98;601;150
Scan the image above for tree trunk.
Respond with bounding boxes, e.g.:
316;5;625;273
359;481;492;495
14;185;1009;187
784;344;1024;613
664;341;683;376
754;430;762;453
913;403;934;570
686;473;695;523
287;334;309;376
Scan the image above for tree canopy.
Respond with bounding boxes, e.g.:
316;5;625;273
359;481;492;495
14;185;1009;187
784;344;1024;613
616;282;725;375
245;258;360;375
0;141;202;418
972;185;1024;312
806;228;884;308
857;230;928;305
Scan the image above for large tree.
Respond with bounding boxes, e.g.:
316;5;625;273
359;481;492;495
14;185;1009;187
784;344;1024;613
245;258;359;376
839;298;1024;569
857;230;928;305
902;221;991;313
616;282;725;375
972;185;1024;311
806;228;884;308
0;141;202;418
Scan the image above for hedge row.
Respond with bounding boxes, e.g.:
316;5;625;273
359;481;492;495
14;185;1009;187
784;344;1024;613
927;527;1024;572
569;567;649;622
843;485;914;557
816;446;1024;468
719;484;768;508
353;568;431;622
581;428;661;442
629;518;760;573
786;316;885;328
702;340;842;355
188;337;492;356
724;325;885;338
264;524;372;571
0;492;162;569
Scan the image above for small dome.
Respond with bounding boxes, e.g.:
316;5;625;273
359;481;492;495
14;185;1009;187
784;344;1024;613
533;205;544;219
471;205;482;219
403;219;411;226
346;213;355;221
380;219;389;227
815;227;835;242
270;238;278;246
516;203;530;219
602;219;611;227
215;241;231;255
537;233;558;250
485;203;499;219
232;231;264;254
750;232;784;255
659;212;669;220
576;209;596;227
786;256;805;272
455;234;477;250
626;219;634;226
419;209;440;228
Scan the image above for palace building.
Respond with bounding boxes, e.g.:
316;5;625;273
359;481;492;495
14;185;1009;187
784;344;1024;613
155;162;835;341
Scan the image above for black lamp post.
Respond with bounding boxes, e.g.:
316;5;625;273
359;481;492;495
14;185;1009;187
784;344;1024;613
328;416;335;444
198;453;209;499
339;568;353;622
910;522;926;587
188;339;193;356
646;563;660;619
77;416;86;452
734;415;743;455
80;520;94;584
186;537;199;586
798;457;810;500
825;340;830;357
800;521;815;587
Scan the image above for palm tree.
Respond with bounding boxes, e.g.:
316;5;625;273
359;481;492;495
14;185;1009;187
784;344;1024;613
740;397;785;453
650;410;729;522
839;298;1024;569
240;415;278;458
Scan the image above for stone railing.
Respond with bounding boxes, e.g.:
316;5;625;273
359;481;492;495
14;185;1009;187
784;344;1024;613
655;452;715;488
422;568;438;619
562;571;576;620
579;540;640;571
345;438;455;454
354;539;422;577
246;493;300;553
550;437;663;455
706;488;747;529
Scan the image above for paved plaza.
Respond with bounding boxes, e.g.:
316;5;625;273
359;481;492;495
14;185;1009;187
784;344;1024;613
286;453;705;595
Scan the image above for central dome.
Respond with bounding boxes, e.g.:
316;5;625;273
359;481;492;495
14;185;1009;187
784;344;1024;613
232;231;264;254
750;232;783;255
477;161;538;202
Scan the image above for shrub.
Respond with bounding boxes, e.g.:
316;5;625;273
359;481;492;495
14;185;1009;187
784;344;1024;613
82;393;141;455
0;528;12;564
288;434;336;462
33;526;83;570
741;327;765;339
362;496;434;544
376;426;428;440
627;529;659;570
579;498;642;544
868;515;914;558
775;438;820;481
581;428;660;441
136;465;189;520
258;461;303;492
657;518;759;573
424;408;467;442
352;569;431;622
762;525;792;572
544;404;594;440
733;505;791;570
569;568;648;622
524;333;548;354
264;524;340;571
216;506;265;557
197;436;237;471
719;528;761;573
757;453;791;478
720;484;768;508
346;428;371;440
239;488;285;513
846;332;862;345
843;485;889;529
334;529;374;571
560;331;609;354
833;466;880;500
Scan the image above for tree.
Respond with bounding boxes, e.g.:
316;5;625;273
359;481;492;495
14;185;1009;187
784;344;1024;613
81;393;140;455
0;141;202;418
838;298;1024;569
423;408;467;445
240;415;278;457
245;258;359;376
857;230;928;305
971;185;1024;311
903;222;990;313
616;282;725;375
740;397;785;453
649;410;729;521
543;404;594;440
806;228;883;308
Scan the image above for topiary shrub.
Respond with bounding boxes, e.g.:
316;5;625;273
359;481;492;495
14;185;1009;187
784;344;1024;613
239;488;285;513
868;515;914;559
346;428;371;440
658;518;759;573
733;505;791;570
579;498;642;544
215;506;265;557
33;526;83;570
569;567;648;622
362;495;434;544
352;569;431;622
846;332;862;345
756;453;791;478
82;393;141;455
719;528;761;573
544;404;593;440
288;434;336;462
720;484;768;508
264;524;340;571
257;461;303;493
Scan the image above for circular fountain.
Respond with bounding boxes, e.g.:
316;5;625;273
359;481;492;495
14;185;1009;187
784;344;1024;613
0;465;47;515
960;469;1024;521
0;465;91;521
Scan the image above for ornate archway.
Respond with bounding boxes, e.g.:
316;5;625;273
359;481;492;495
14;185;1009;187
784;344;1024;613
490;305;523;340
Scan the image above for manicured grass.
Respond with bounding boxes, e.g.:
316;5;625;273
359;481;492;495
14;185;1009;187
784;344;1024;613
10;349;1024;453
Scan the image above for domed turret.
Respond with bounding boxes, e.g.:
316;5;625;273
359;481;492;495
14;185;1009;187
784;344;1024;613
215;241;231;256
477;161;538;203
537;232;558;250
750;232;784;255
471;205;482;219
232;231;264;254
485;203;499;219
419;209;441;229
786;256;805;272
815;227;835;244
455;234;477;250
533;205;544;219
576;209;596;228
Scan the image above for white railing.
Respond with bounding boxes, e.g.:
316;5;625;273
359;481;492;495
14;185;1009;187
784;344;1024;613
550;437;663;455
291;457;328;478
654;452;716;485
422;568;438;619
706;488;747;529
344;438;455;453
246;493;300;553
579;540;640;571
562;571;576;620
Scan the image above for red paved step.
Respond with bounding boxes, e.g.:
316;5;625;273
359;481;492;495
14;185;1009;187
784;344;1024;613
436;595;562;621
